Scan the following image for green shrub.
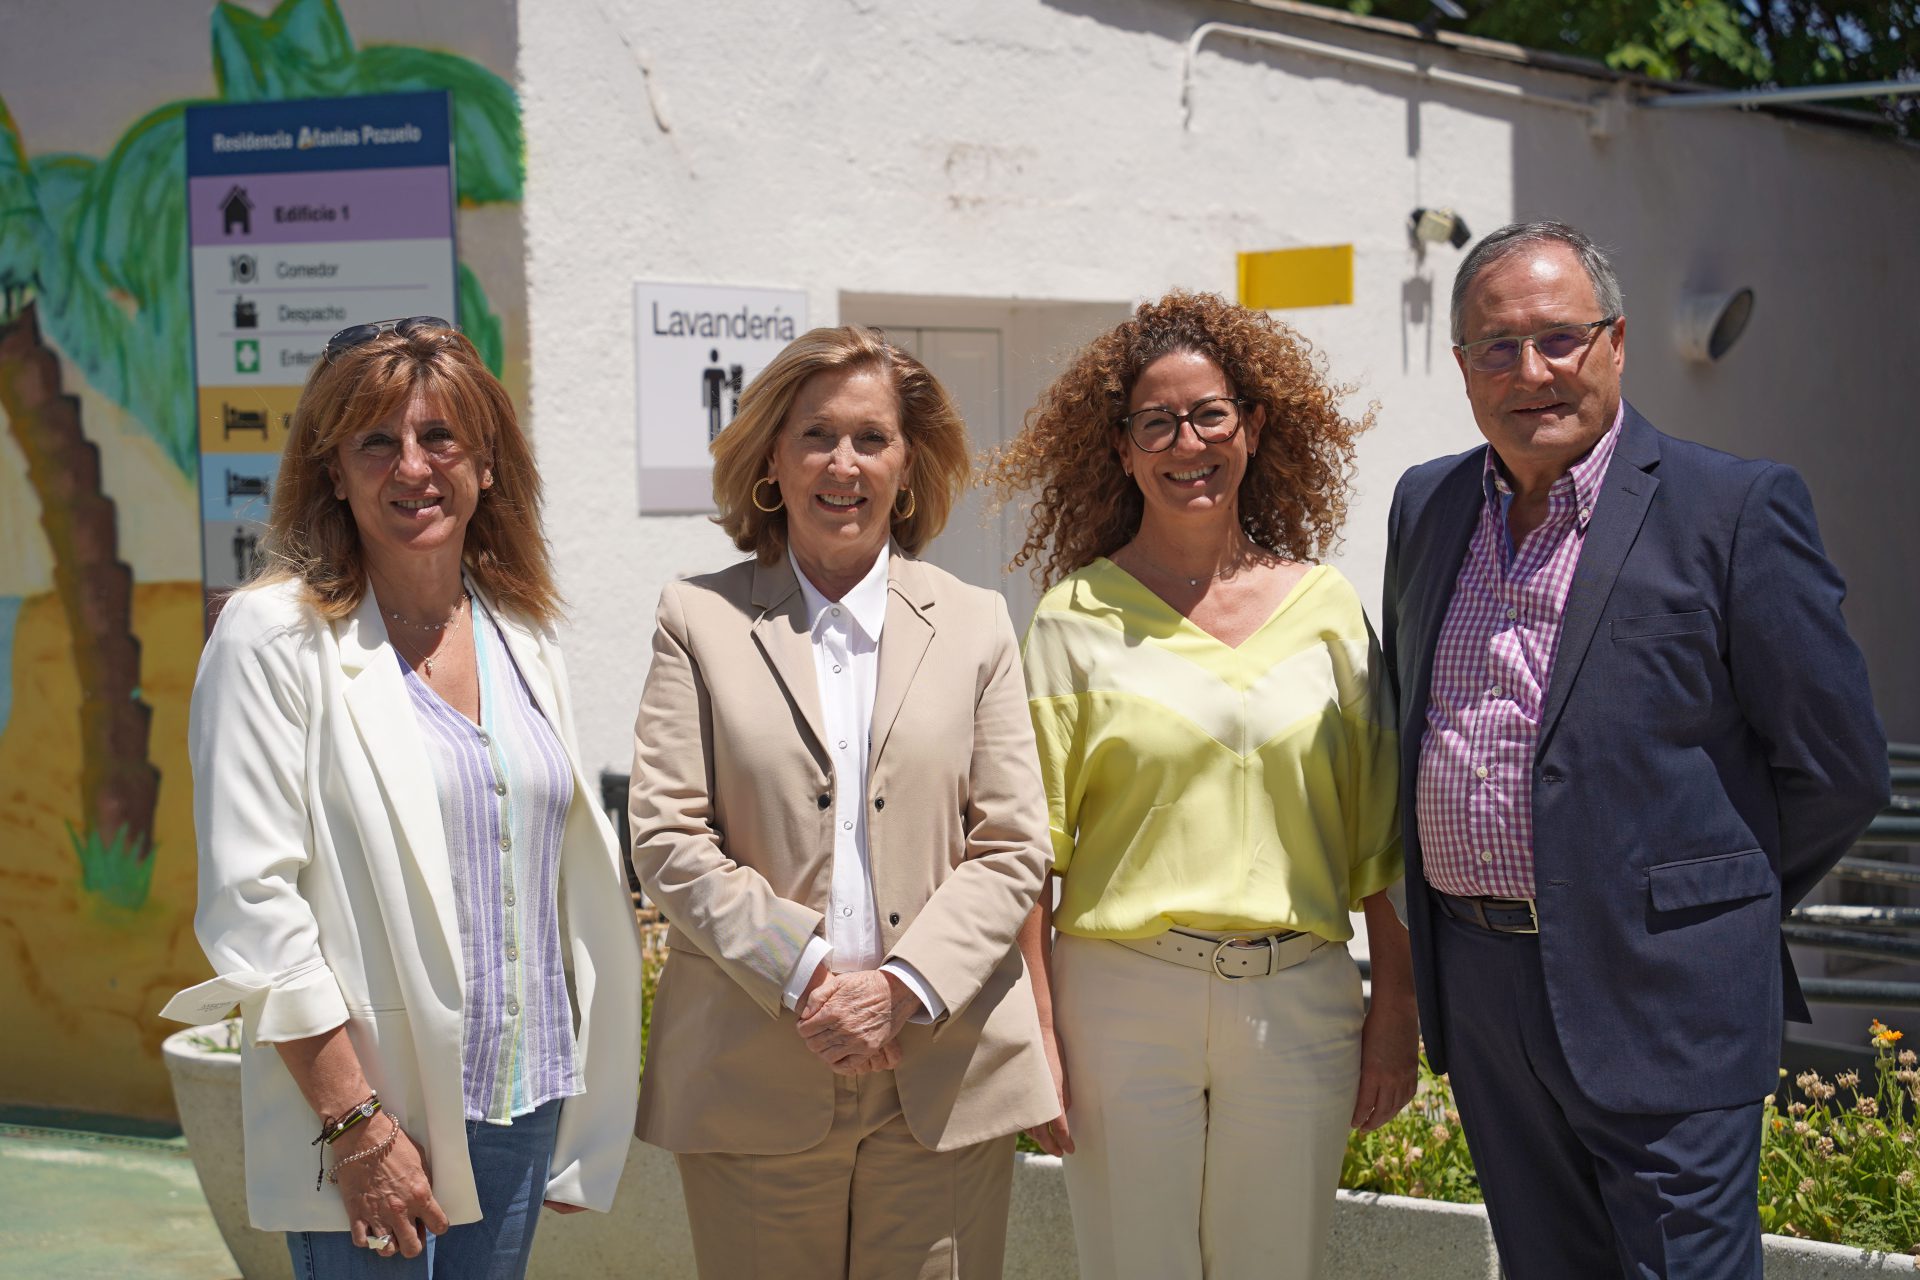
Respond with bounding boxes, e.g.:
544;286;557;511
1341;1052;1480;1203
1759;1020;1919;1252
1341;1020;1919;1254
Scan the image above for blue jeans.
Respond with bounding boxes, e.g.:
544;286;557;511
287;1097;563;1280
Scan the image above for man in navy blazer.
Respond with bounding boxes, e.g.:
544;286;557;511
1381;221;1887;1278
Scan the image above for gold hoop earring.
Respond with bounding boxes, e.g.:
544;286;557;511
752;477;784;513
893;488;916;520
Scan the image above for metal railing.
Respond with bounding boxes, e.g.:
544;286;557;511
1788;744;1920;1011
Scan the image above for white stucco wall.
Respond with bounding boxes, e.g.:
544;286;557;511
518;0;1920;777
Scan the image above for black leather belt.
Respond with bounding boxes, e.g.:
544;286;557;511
1436;891;1539;935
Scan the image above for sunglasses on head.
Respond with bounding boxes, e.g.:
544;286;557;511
322;316;455;364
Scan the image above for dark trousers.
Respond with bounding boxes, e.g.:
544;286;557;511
1433;910;1763;1279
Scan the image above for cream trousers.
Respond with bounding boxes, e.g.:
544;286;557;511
1053;931;1363;1280
675;1066;1016;1280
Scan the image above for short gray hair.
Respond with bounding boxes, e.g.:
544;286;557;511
1449;221;1624;346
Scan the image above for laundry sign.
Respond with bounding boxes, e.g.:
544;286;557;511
633;281;809;514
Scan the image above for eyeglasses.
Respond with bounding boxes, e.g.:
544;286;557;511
1457;317;1618;373
322;316;454;364
1120;396;1247;453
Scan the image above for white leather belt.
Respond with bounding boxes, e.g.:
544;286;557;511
1112;926;1329;980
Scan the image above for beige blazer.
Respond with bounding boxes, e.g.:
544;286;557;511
629;553;1057;1154
162;578;643;1229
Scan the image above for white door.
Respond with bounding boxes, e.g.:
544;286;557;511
876;325;1037;624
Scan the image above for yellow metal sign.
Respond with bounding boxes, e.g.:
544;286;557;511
1237;244;1354;310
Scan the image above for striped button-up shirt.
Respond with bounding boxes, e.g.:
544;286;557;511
408;603;582;1124
1416;407;1622;898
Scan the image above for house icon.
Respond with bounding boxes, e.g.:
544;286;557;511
220;185;254;236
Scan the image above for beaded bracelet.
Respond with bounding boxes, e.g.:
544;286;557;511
322;1111;399;1189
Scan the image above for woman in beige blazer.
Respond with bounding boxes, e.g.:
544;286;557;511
630;326;1057;1280
163;321;642;1278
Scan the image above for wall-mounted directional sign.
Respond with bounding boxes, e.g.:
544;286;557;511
185;91;457;614
633;281;808;514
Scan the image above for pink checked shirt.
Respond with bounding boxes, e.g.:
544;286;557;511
1417;407;1623;898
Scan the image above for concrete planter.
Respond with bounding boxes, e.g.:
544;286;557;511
530;1145;1918;1278
163;1029;1914;1279
160;1024;292;1280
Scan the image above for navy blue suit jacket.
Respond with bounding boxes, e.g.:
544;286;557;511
1381;404;1888;1114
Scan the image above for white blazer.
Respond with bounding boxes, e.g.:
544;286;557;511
162;578;642;1230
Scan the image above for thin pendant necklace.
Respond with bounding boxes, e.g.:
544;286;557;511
386;592;469;678
1145;557;1233;589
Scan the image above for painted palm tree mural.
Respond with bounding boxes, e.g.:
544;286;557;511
0;0;519;911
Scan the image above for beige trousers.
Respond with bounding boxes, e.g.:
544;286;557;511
675;1067;1016;1280
1053;932;1364;1280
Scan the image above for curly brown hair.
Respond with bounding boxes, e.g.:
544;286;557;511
983;290;1375;588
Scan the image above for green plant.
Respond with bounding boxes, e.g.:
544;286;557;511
185;1017;242;1054
1760;1019;1920;1252
1336;1021;1920;1254
1341;1051;1480;1203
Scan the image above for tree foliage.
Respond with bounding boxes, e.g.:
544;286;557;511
1323;1;1920;138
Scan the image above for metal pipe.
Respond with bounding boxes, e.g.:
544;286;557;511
1782;921;1920;962
1830;856;1920;888
1792;904;1920;927
1858;814;1920;845
1182;20;1601;128
1646;79;1920;110
1800;977;1920;1009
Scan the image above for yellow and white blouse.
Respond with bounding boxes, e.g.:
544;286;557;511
1022;559;1401;941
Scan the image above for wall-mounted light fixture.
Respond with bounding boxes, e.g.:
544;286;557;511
1409;207;1471;249
1676;287;1754;363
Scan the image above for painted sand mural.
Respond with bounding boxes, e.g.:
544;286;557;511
0;0;522;1118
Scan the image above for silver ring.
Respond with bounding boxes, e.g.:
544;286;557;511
365;1232;393;1251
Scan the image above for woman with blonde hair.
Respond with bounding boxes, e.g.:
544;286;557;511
986;291;1417;1280
629;325;1057;1280
165;318;642;1278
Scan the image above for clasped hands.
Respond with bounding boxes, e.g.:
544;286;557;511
795;966;918;1075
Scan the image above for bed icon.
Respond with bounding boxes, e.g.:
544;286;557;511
222;404;269;440
226;470;270;505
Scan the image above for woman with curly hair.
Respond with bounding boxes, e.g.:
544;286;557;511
986;291;1417;1280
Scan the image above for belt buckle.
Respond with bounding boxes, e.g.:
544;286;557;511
1209;936;1260;981
1507;898;1540;935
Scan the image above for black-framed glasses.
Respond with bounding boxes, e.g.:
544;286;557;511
322;315;454;364
1457;316;1618;373
1120;396;1247;453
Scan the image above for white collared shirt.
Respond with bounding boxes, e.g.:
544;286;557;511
780;545;943;1021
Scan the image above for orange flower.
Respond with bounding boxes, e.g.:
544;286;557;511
1869;1019;1905;1050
